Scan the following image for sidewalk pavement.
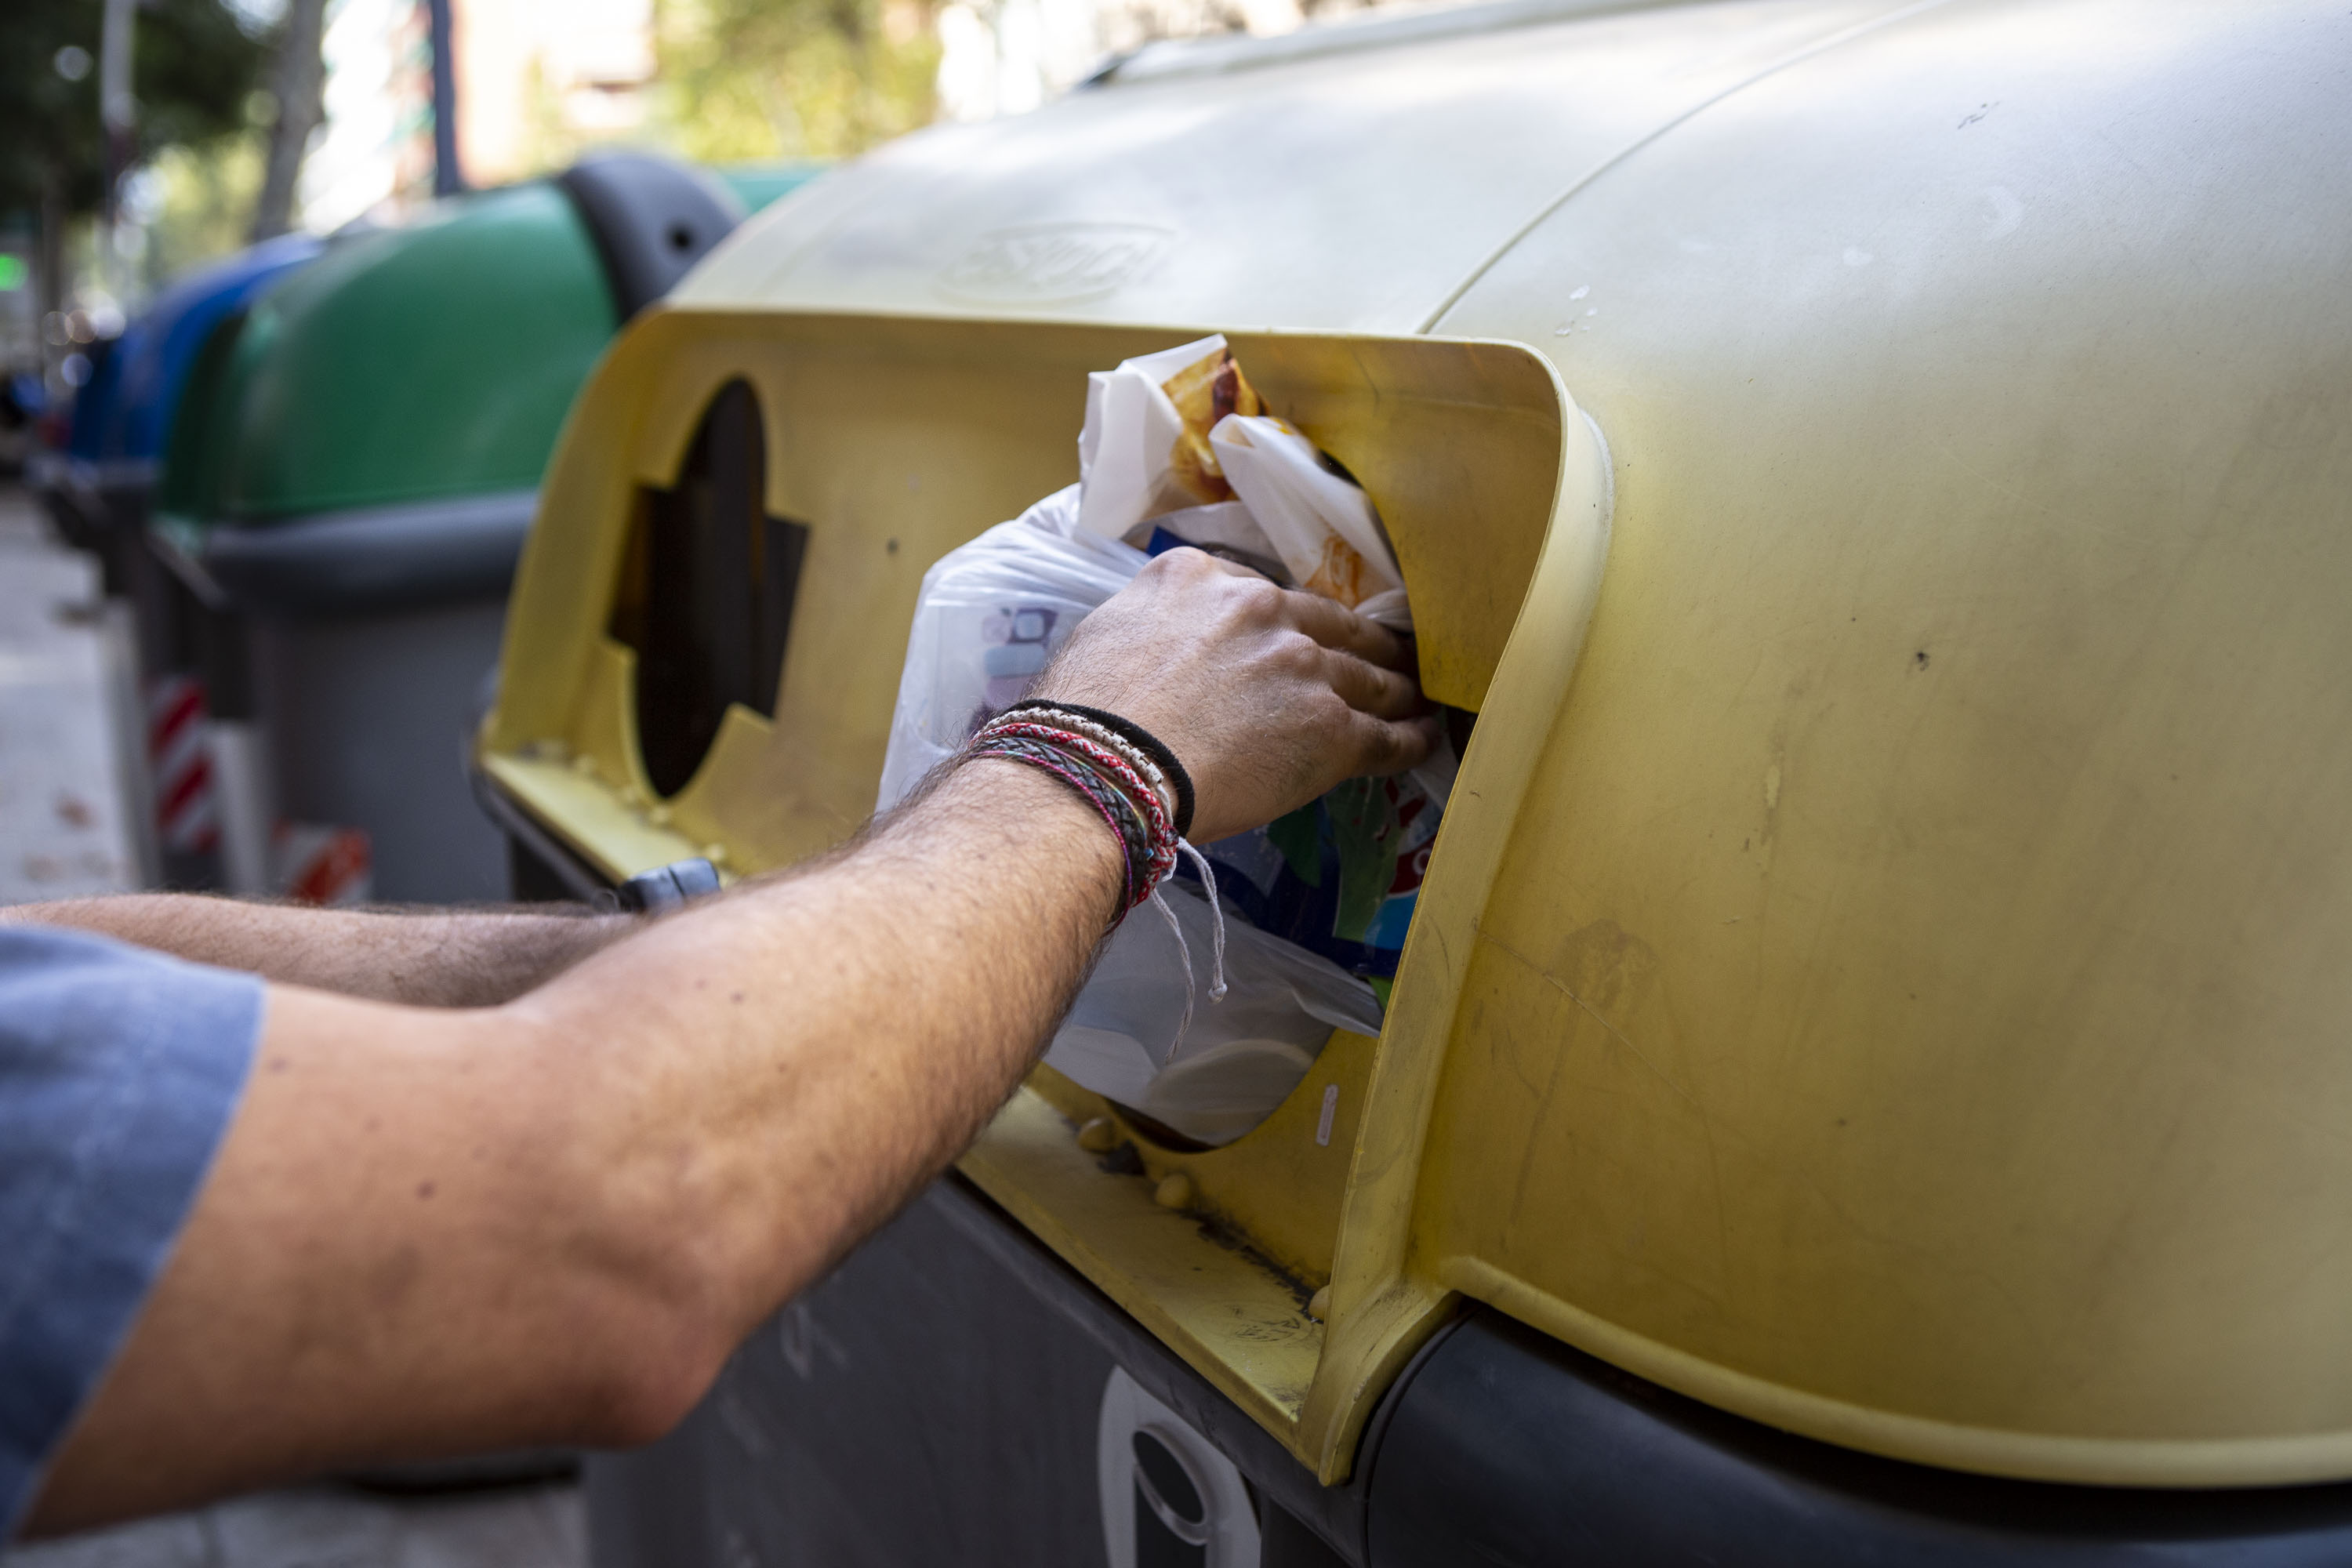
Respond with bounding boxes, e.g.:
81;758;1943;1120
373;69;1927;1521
5;1483;583;1568
0;485;132;905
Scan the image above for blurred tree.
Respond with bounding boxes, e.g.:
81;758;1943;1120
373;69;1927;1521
0;0;268;318
251;0;330;241
144;138;267;288
655;0;940;162
0;0;269;223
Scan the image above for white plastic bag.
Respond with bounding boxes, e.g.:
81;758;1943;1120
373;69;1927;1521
1210;415;1410;629
875;485;1142;811
1047;880;1382;1145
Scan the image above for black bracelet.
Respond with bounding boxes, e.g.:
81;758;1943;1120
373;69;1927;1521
1005;699;1195;839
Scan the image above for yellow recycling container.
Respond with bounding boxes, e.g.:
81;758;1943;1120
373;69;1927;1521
480;0;2352;1558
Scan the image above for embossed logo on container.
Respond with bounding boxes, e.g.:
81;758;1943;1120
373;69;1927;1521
938;223;1171;304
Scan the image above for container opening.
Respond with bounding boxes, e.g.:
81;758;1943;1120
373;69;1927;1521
608;379;810;797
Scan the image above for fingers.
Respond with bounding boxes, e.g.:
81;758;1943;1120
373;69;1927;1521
1120;546;1438;790
1345;710;1442;779
1269;586;1414;673
1321;646;1425;721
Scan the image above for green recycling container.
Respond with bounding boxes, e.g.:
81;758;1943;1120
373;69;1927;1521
153;156;822;902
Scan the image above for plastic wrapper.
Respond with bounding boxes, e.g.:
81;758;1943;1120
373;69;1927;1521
1049;881;1382;1145
1210;415;1410;628
878;336;1450;1145
1076;336;1268;539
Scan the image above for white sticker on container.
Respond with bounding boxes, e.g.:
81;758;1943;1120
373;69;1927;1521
1316;1084;1340;1148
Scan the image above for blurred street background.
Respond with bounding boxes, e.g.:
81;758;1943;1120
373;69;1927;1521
3;0;1411;370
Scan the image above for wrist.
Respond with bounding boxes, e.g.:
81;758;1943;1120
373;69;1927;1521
960;706;1185;921
935;757;1129;928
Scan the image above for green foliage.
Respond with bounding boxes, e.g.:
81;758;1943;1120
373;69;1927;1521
140;135;267;289
0;0;270;220
655;0;941;162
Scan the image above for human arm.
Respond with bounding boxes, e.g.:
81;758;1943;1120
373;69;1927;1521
0;897;631;1007
22;551;1435;1536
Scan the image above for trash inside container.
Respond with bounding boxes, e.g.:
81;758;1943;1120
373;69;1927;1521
481;1;2352;1561
157;153;822;902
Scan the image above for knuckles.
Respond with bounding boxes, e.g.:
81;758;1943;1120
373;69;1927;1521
1230;575;1289;619
1130;550;1297;637
1136;549;1207;585
1266;628;1324;674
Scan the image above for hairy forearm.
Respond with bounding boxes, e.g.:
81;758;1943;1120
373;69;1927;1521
514;758;1123;1348
1;895;630;1007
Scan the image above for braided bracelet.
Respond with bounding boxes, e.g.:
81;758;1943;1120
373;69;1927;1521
1004;699;1195;840
965;706;1185;916
1006;709;1175;822
977;729;1159;887
976;735;1144;912
985;720;1176;871
968;717;1170;909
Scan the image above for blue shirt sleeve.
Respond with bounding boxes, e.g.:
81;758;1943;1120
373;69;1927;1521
0;924;263;1540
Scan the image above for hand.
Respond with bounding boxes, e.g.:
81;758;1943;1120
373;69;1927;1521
1033;547;1439;844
